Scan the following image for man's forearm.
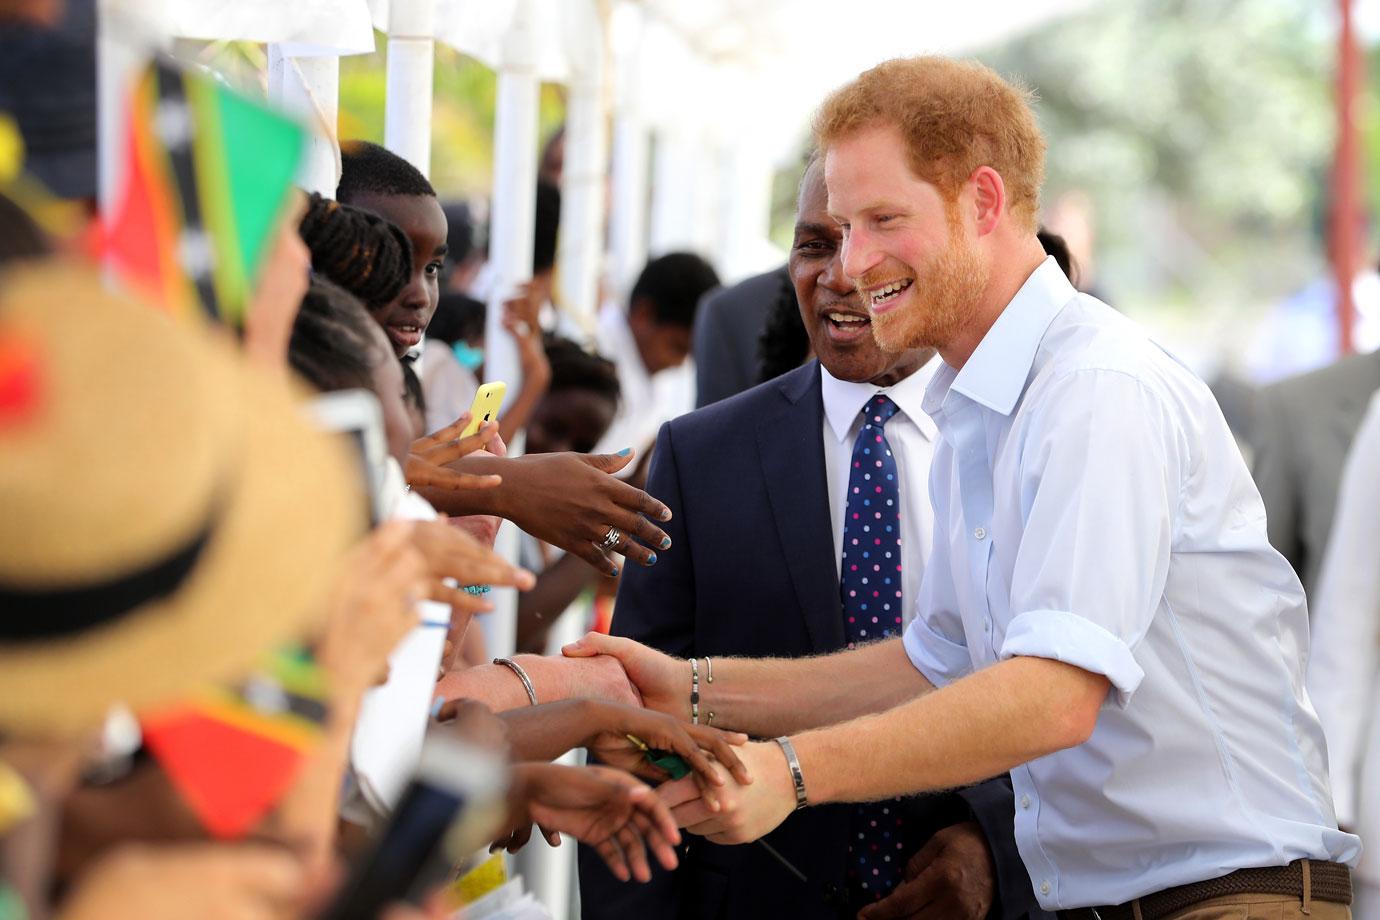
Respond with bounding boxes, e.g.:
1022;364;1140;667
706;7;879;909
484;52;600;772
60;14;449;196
794;656;1108;803
702;638;932;737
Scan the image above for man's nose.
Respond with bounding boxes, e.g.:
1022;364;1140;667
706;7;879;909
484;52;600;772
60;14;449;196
841;230;881;282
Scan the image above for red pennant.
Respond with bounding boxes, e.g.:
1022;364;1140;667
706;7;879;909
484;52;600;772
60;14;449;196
141;703;312;840
0;332;42;427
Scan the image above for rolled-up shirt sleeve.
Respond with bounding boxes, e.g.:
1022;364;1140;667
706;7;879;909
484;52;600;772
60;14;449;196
1000;368;1184;707
904;471;973;687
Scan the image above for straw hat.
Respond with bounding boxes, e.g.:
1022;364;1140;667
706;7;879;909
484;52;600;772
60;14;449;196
0;262;365;737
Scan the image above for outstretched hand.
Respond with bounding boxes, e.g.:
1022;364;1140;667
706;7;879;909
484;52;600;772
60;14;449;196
563;632;687;719
405;415;503;493
409;517;534;613
440;450;669;575
496;763;681;883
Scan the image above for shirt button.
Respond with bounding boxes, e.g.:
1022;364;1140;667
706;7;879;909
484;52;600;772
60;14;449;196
973;526;987;540
1020;795;1030;809
1040;881;1051;896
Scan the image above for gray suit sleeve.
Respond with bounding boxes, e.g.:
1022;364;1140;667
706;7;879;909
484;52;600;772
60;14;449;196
957;777;1049;920
694;293;753;409
1249;385;1302;575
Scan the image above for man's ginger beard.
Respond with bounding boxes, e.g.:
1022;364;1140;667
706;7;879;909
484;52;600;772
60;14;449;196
860;206;989;354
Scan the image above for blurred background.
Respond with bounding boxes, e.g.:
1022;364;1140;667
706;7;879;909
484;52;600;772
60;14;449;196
152;0;1380;391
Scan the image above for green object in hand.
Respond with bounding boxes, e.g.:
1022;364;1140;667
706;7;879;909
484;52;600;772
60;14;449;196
646;749;690;780
624;733;691;780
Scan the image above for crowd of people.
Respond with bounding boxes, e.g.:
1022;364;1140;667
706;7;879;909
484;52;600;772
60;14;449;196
3;3;1380;920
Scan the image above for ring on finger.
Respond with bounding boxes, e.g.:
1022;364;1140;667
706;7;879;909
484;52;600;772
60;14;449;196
596;525;622;551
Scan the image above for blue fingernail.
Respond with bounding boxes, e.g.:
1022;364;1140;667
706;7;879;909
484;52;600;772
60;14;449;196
647;553;657;565
660;537;671;550
610;566;619;577
618;447;632;456
430;696;445;718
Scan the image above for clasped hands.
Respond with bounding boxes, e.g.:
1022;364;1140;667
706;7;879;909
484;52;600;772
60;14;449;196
561;632;800;846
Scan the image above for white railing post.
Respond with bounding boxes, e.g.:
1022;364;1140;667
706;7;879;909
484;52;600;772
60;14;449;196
478;0;539;662
268;50;341;198
384;0;435;175
556;1;609;335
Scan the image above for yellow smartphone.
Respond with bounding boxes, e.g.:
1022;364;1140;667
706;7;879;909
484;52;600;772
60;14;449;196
459;381;507;438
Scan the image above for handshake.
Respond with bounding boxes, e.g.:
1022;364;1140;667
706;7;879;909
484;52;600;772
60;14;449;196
551;632;804;848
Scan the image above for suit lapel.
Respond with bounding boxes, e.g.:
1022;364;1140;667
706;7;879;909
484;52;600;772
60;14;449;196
757;363;847;653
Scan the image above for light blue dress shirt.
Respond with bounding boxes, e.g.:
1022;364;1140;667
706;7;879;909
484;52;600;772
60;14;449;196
901;257;1361;910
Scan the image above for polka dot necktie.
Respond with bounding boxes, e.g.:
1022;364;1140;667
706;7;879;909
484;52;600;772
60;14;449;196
840;394;912;904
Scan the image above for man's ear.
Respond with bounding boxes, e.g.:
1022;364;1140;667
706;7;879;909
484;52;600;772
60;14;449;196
969;166;1006;237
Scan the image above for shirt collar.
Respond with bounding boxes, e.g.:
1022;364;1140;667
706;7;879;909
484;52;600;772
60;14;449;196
923;256;1075;419
820;355;942;443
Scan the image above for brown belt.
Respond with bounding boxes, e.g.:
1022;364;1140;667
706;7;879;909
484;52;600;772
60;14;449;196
1058;860;1352;920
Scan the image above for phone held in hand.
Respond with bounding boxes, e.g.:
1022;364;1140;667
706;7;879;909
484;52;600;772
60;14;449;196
303;389;388;527
459;381;508;438
317;734;509;920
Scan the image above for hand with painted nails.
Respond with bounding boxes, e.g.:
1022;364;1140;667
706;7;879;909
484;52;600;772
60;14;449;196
495;763;681;883
434;449;674;576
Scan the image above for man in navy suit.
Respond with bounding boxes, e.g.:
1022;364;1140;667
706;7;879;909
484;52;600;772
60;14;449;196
577;158;1044;920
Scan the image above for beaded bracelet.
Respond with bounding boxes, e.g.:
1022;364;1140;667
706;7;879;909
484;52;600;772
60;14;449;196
689;656;701;725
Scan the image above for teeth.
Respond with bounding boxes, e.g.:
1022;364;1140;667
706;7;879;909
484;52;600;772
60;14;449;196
870;279;911;305
828;312;866;324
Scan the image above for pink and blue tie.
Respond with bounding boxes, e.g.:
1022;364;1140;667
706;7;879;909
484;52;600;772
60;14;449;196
840;394;913;904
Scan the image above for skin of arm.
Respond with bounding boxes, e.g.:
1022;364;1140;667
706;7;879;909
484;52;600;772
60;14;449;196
661;655;1109;845
434;653;640;715
562;632;932;737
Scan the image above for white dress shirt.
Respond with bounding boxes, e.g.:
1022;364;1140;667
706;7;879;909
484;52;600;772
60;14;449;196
821;361;940;628
901;257;1360;910
1308;389;1380;888
593;302;696;474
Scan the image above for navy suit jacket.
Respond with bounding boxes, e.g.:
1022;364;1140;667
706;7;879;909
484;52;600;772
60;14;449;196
578;362;1048;920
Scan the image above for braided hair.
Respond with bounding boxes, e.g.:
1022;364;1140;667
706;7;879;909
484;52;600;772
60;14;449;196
298;192;412;309
756;268;809;384
288;277;388;393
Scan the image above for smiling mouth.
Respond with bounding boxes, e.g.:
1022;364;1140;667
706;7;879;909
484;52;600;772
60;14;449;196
825;310;870;330
868;279;913;309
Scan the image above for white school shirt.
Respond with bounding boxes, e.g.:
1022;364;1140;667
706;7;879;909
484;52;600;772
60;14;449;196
1308;389;1380;885
900;256;1360;910
821;360;940;629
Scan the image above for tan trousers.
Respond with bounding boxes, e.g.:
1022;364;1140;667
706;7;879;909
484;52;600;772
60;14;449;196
1160;892;1351;919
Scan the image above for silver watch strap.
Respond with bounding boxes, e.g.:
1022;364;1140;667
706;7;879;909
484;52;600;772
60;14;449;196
775;736;808;811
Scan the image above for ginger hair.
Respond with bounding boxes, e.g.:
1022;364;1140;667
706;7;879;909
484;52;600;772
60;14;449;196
813;56;1046;233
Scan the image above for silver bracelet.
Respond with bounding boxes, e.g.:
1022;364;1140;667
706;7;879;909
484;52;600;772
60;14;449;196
493;657;538;706
689;656;700;725
775;736;808;811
